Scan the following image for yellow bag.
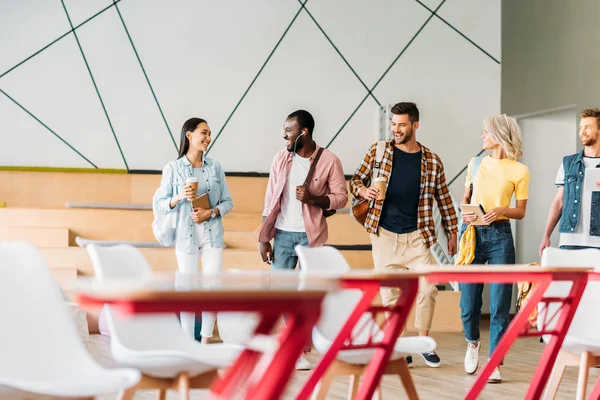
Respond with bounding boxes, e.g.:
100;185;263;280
516;262;540;329
456;225;476;265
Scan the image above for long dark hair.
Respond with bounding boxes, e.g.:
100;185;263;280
178;117;207;159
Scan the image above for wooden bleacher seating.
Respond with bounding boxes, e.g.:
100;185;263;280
0;170;461;332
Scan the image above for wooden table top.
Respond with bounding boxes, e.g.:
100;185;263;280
70;270;338;302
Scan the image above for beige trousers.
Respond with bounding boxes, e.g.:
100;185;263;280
370;227;438;331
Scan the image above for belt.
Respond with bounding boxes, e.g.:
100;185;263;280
475;219;509;227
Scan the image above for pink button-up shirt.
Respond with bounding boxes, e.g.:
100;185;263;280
259;144;348;247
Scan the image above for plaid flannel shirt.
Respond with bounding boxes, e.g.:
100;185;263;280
350;140;458;248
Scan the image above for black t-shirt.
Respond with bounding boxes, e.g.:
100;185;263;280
379;147;422;234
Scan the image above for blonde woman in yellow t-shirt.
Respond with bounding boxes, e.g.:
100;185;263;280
458;115;530;383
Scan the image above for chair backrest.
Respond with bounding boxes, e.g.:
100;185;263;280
86;243;154;280
540;247;600;344
295;245;380;346
86;244;192;354
0;241;100;380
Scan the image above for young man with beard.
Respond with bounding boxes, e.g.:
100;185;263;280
258;109;348;369
350;102;458;367
540;108;600;253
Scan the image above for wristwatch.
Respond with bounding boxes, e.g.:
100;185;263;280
210;209;217;219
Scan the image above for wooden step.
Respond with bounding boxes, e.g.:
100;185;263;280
39;247;373;275
0;208;369;245
49;267;78;287
0;226;71;247
0;171;353;212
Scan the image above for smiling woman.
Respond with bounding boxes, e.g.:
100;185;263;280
152;117;234;343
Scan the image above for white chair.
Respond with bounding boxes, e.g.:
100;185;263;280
86;243;242;400
0;241;140;399
540;247;600;400
295;245;436;400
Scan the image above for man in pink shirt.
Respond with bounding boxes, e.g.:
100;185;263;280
258;110;347;370
259;110;348;265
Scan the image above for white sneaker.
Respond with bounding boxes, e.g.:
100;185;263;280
464;342;480;375
295;354;312;370
488;366;502;383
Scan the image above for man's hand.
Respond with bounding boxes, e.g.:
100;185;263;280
191;207;211;223
539;237;551;257
448;232;457;256
359;186;378;201
260;242;274;264
296;185;315;204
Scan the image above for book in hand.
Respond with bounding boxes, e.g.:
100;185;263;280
192;193;211;210
460;204;487;226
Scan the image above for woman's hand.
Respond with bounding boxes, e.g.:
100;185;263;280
184;185;197;201
482;207;506;225
191;207;212;223
462;212;477;224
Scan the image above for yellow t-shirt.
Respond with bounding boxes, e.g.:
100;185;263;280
465;156;529;220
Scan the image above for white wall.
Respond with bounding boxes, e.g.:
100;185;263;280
516;108;577;264
0;0;500;182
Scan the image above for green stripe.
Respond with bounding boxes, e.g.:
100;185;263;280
327;0;447;149
112;0;178;151
414;0;500;64
206;1;307;155
60;0;129;170
0;88;98;168
0;166;127;173
298;1;380;106
0;1;121;80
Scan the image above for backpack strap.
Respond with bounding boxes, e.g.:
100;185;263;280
467;155;484;203
303;148;324;188
373;141;387;170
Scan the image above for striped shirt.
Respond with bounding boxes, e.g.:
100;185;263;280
350;140;458;248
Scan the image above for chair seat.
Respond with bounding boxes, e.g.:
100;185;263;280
561;337;600;355
0;367;140;398
313;329;436;365
113;343;243;378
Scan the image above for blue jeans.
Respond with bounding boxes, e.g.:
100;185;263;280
458;221;515;361
272;229;309;270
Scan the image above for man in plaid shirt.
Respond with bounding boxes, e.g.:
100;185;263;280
350;102;458;367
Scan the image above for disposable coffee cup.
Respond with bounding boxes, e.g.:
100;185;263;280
185;177;199;200
373;177;386;201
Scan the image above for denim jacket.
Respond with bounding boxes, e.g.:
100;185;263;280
155;155;233;253
559;151;600;235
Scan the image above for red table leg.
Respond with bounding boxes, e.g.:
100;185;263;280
354;280;419;400
209;313;280;398
464;273;588;400
588;377;600;400
295;282;381;400
524;274;587;400
247;308;322;400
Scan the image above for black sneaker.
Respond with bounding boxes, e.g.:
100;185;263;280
405;355;413;367
420;350;441;368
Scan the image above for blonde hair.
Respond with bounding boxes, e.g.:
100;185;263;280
483;114;523;159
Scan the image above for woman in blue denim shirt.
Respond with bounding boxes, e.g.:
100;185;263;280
459;115;529;383
155;117;233;342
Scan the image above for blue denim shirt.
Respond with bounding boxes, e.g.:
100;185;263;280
559;151;600;235
155;155;233;253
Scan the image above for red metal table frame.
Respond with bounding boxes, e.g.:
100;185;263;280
426;266;590;400
578;272;600;400
296;272;421;400
77;288;328;400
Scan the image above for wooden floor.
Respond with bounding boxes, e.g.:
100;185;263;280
87;321;599;399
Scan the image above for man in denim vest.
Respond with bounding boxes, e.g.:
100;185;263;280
540;108;600;254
